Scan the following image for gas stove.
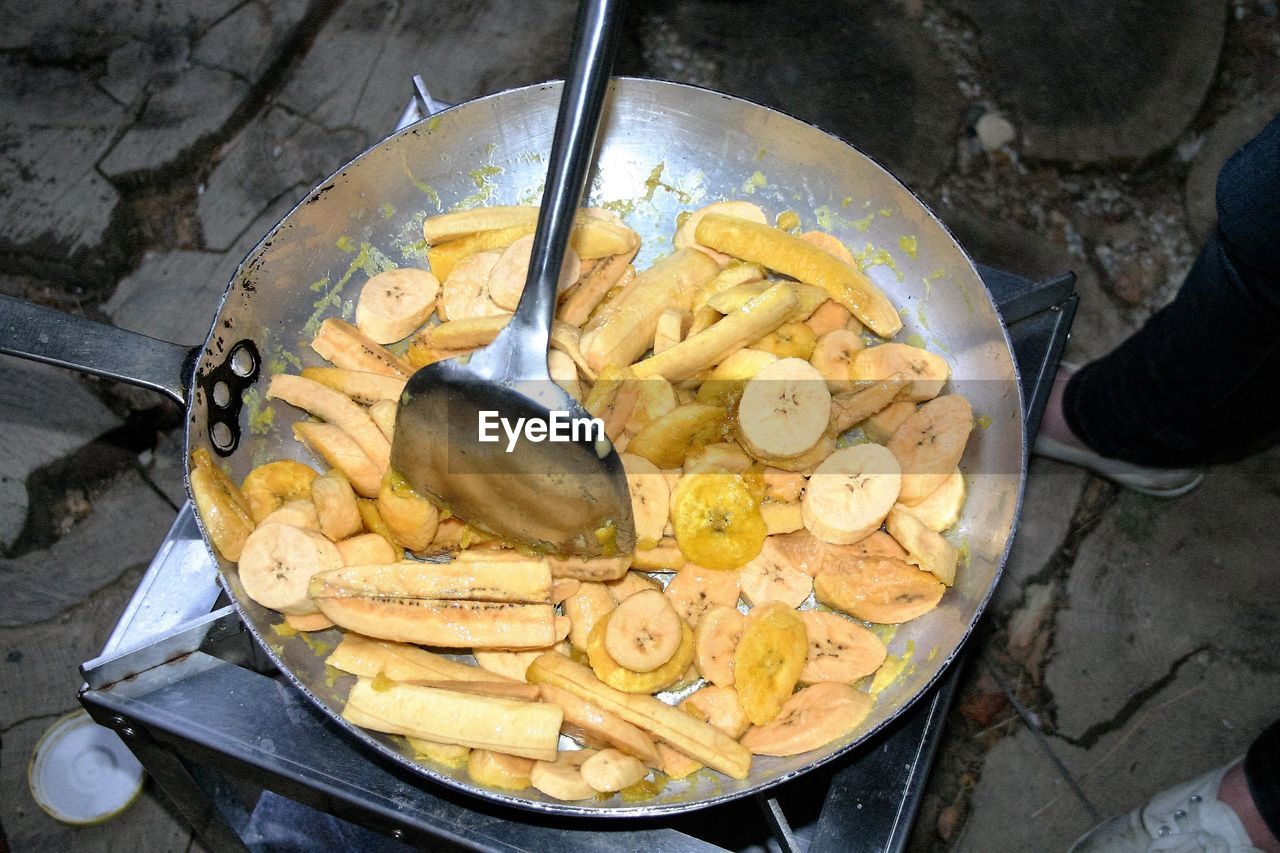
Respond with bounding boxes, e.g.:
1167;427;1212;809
77;77;1077;853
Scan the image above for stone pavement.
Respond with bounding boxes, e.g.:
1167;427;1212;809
1;0;1277;850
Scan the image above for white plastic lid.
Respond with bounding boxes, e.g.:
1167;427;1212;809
28;710;144;824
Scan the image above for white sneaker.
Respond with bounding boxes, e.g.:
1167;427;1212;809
1069;762;1261;853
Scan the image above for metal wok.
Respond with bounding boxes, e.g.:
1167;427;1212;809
0;77;1025;816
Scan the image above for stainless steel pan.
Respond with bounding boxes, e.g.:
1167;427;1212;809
0;78;1025;816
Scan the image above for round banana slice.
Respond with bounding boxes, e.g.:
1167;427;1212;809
626;402;727;469
740;682;873;756
674;200;767;266
734;601;808;726
848;343;950;402
356;267;440;344
241;460;319;524
259;498;321;533
587;611;694;693
670;469;767;570
797;610;887;685
693;604;743;687
737;358;831;460
439;249;507;321
894;467;965;532
336;532;400;565
530;757;596;801
620;453;670;547
814;556;945;623
802;443;901;544
739;538;813;609
684;441;753;474
680;685;751;739
238;522;343;615
755;322;818;360
886;395;973;505
487;234;581;311
604;589;683;673
664;564;742;628
580;748;648;793
468;749;534;791
809;328;866;393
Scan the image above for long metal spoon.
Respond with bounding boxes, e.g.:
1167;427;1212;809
390;0;633;557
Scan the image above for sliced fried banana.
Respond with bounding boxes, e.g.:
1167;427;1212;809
814;556;945;623
652;307;689;355
439;249;506;321
625;375;678;434
885;507;959;586
587;610;694;693
293;422;381;497
670;469;766;570
752;433;835;474
630;537;686;572
695;347;778;407
739;682;873;756
547;348;582;402
664;564;742;628
284;611;334;632
605;570;660;603
828;376;910;436
656;741;704;779
739;537;813;608
188;449;254;561
377;470;439;552
300;367;406;405
679;685;750;739
468;749;534;791
356;267;440;344
311;470;361;541
895;467;964;532
798;610;887;685
763;468;806;502
603;589;684;673
734;601;808;726
259;498;321;532
692;604;742;687
487;234;581;310
754;322;818;360
240;459;319;523
760;499;804;535
737;358;831;460
849;343;950;402
809;328;866;393
799;230;857;265
767;529;905;578
336;532;400;565
238;522;343;615
804;299;854;338
539;684;660;766
802;443;901;544
530;755;596;801
409;737;471;769
563;581;617;651
268;374;390;473
626;401;727;469
674;200;767;266
684;441;752;474
620;453;670;546
887;395;974;505
861;399;917;443
580;748;648;793
311;318;411;378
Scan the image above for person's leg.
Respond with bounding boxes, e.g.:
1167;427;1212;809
1056;114;1280;468
1238;717;1280;852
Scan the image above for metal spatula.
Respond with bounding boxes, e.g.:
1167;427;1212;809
391;0;633;557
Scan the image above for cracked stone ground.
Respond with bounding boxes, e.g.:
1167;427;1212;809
1;0;1277;850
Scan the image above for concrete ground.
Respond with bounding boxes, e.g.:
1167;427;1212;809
1;0;1278;850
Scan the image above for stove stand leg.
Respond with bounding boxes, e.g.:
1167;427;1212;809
756;793;802;853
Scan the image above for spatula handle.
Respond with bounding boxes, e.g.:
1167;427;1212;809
498;0;622;380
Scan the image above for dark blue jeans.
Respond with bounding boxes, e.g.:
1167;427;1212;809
1248;718;1280;838
1064;114;1280;467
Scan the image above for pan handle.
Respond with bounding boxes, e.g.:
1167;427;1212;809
0;293;196;407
